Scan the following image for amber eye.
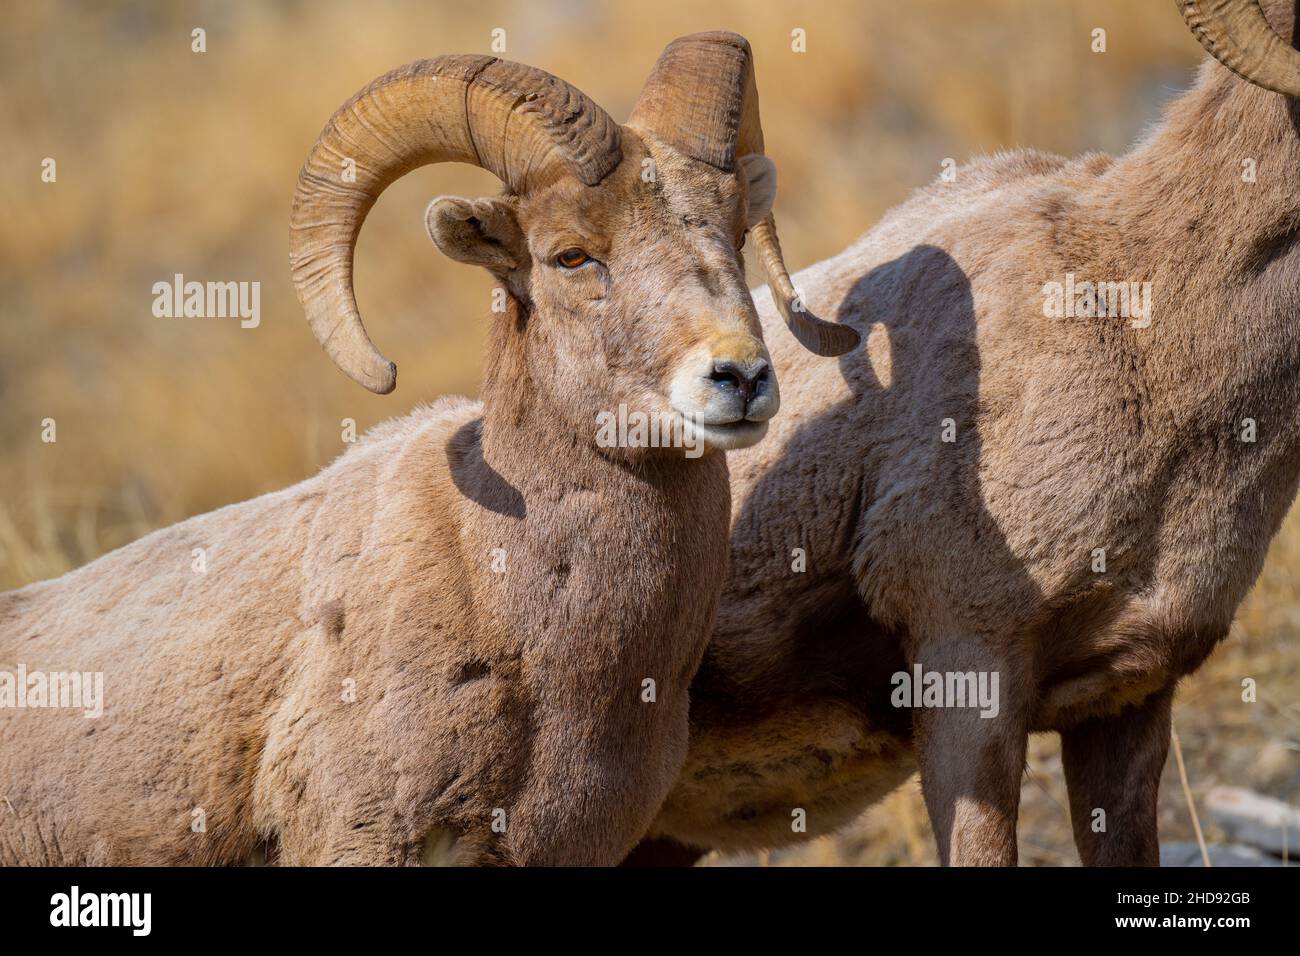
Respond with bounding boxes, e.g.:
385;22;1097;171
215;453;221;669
556;248;590;269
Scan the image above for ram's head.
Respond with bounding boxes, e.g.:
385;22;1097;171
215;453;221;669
290;32;858;453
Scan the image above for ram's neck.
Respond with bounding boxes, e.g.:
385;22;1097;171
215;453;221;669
460;298;729;723
1105;61;1300;247
1085;62;1300;411
473;296;729;548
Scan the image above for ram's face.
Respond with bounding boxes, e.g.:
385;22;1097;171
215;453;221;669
426;131;778;457
292;34;858;412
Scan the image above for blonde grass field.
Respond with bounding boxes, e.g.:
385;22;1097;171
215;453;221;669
0;0;1294;865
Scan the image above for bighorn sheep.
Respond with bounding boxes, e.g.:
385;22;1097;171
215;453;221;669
630;0;1300;866
0;34;846;865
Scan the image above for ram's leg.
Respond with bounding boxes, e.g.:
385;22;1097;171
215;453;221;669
913;634;1027;866
1060;685;1173;867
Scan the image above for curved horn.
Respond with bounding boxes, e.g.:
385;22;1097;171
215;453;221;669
628;32;859;357
1178;0;1300;97
290;56;622;393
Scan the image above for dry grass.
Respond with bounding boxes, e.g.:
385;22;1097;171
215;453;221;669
1;0;1292;864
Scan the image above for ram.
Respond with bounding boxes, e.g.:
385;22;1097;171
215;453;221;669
0;34;839;866
632;0;1300;866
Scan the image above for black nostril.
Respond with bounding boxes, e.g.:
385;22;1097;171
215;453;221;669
708;363;743;388
710;361;768;406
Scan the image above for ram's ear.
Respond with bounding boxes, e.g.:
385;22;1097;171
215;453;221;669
424;196;527;271
738;154;777;228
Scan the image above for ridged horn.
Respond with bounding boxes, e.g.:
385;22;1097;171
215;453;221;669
290;56;622;393
628;32;859;357
1178;0;1300;98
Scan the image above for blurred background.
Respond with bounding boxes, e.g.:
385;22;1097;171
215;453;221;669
0;0;1293;865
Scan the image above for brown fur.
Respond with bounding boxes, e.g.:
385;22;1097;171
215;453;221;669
642;4;1300;866
0;126;780;865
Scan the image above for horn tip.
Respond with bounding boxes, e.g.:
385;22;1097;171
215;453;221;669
372;361;398;394
819;326;861;357
354;360;397;395
776;294;861;357
801;321;861;358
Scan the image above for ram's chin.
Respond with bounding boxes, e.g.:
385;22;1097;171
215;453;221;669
688;418;770;452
